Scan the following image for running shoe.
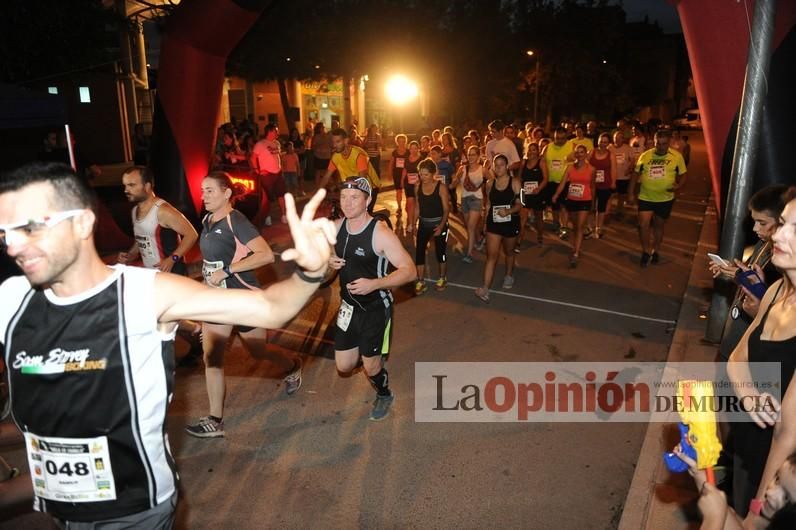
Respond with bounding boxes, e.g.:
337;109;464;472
640;252;651;268
474;287;490;303
435;277;448;291
370;392;395;421
513;243;521;254
414;280;427;295
584;227;593;240
558;228;569;241
185;416;224;438
284;359;302;396
594;227;603;239
475;237;486;252
651;252;660;265
462;254;474;264
502;275;515;289
569;254;578;268
264;216;273;227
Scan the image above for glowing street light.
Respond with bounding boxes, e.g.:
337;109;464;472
385;75;418;105
526;50;534;56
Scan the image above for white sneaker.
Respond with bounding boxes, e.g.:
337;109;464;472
502;275;514;289
264;216;273;227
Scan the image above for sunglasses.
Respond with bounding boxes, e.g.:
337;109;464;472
0;209;85;249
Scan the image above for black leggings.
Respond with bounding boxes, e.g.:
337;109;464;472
415;221;448;266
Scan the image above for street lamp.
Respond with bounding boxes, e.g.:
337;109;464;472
385;74;418;132
526;50;541;124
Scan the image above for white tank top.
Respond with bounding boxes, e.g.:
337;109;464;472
461;166;485;199
132;199;165;268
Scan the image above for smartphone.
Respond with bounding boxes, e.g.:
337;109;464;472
707;253;730;267
736;269;767;300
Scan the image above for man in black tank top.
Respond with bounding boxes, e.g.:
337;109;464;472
329;178;414;421
0;162;335;527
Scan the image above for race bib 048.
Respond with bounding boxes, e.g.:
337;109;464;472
25;433;117;503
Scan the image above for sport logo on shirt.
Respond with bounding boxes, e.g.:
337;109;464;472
12;348;107;374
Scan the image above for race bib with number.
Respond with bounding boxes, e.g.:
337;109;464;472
567;183;585;199
25;433;116;503
135;234;158;267
492;205;512;223
595;170;605;183
523;181;539;194
395;158;405;169
407;173;419;185
337;300;354;332
551;160;563;171
202;259;227;289
649;165;666;180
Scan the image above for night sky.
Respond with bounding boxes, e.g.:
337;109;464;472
623;0;682;33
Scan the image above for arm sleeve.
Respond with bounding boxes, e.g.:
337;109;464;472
230;211;261;246
356;153;369;173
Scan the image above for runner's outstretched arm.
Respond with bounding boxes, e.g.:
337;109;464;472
155;190;335;329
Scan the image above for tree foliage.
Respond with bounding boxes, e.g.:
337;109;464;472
225;0;683;124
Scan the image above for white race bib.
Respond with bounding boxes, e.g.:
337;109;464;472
595;170;605;183
25;433;116;503
649;165;666;180
395;158;405;169
492;205;512;223
523;181;539;194
202;259;227;289
551;160;563;171
337;300;354;332
568;183;585;199
135;234;158;266
407;173;419;185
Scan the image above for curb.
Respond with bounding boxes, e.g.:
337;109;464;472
618;198;719;529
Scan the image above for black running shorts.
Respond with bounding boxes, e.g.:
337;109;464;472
335;303;393;358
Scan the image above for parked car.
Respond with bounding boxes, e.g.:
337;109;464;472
673;108;702;129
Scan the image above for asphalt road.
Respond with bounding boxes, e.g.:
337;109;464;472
1;133;713;529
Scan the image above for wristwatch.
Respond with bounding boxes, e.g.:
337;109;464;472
171;254;181;263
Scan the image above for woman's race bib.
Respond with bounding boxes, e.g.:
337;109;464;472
407;173;419;185
25;433;117;503
567;183;585;199
395;157;405;169
523;181;539;194
595;170;605;183
202;259;227;288
492;205;512;223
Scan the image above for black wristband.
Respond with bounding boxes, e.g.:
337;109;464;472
295;267;325;283
222;265;232;277
171;254;181;263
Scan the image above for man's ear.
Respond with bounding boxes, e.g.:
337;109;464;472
75;209;97;240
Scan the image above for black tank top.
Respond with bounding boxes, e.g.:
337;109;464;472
521;159;543;185
734;282;796;504
418;181;444;221
334;218;392;310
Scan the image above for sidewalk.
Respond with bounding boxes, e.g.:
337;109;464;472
619;197;721;529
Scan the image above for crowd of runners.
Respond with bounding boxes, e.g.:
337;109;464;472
3;113;794;529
